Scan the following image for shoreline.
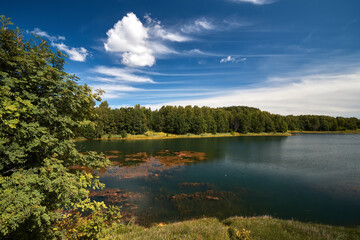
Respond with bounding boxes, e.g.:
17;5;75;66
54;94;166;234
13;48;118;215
290;130;360;134
73;131;292;141
73;129;360;141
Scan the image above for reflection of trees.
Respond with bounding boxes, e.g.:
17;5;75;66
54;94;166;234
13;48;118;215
99;150;207;179
77;136;288;168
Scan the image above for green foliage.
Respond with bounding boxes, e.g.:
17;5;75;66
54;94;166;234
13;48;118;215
120;130;128;138
91;104;358;138
55;199;123;239
0;16;115;238
228;228;252;240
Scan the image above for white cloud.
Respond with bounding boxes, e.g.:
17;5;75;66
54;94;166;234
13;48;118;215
53;43;88;62
146;70;360;117
230;0;275;4
93;66;154;83
32;28;88;62
32;28;65;41
152;25;190;42
220;56;236;63
182;49;224;57
187;49;204;55
104;12;155;67
145;14;190;42
181;18;215;33
104;13;190;67
91;84;142;92
147;41;177;55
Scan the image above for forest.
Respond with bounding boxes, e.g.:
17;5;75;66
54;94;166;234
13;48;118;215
82;101;360;138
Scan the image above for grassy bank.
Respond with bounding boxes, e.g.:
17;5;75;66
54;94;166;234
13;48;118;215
101;216;360;240
74;129;360;141
74;131;292;141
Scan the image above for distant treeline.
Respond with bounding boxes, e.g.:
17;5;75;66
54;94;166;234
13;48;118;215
80;102;360;138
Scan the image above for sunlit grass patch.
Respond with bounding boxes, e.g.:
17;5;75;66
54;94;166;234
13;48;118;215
223;216;360;240
108;218;230;240
102;216;360;239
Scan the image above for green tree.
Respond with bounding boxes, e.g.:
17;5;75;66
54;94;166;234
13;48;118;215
191;106;207;134
0;16;114;238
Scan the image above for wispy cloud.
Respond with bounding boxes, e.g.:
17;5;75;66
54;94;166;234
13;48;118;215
343;17;358;30
146;70;360;117
32;28;65;41
92;66;154;83
91;84;143;92
220;56;235;63
220;56;246;63
53;43;88;62
31;28;88;62
181;18;215;33
229;0;276;5
183;49;223;57
145;14;190;42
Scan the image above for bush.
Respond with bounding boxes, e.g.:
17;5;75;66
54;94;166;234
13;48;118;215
120;130;128;138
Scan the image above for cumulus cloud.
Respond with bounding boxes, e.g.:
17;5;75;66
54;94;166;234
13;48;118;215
93;66;154;83
230;0;276;4
181;18;215;33
147;71;360;117
220;56;236;63
32;28;88;62
104;13;155;67
104;13;189;67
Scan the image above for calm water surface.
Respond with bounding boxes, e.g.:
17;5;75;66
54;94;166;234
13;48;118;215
76;134;360;226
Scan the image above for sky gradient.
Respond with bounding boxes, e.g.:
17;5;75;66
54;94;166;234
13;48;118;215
2;0;360;117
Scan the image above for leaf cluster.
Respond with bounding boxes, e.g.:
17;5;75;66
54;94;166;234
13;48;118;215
0;15;113;239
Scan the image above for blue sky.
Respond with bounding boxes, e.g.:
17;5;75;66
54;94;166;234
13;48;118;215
3;0;360;117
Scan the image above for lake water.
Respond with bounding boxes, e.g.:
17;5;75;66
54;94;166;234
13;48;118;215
75;134;360;226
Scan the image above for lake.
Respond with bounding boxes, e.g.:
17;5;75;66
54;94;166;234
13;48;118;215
75;134;360;226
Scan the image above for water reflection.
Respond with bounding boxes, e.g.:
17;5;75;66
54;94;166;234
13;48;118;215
98;150;207;180
76;135;360;226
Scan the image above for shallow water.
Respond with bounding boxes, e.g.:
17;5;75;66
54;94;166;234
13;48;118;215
76;134;360;226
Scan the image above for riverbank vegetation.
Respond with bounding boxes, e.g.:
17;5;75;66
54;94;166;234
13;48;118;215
78;102;360;139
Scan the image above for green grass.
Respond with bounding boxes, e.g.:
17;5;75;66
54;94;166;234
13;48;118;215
101;216;360;240
102;218;230;240
224;216;360;240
